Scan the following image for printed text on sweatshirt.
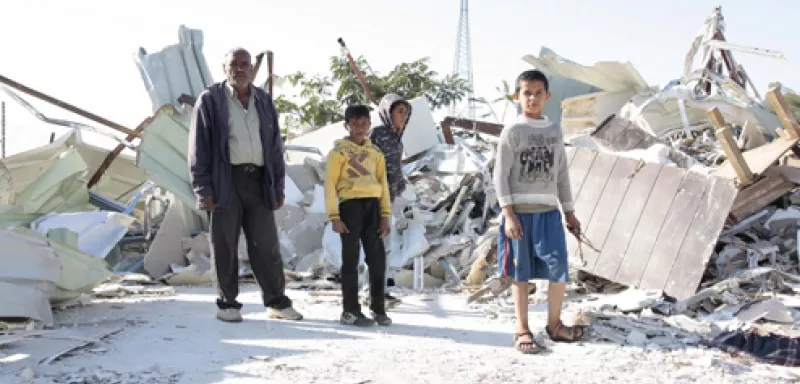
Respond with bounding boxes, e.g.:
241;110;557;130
493;116;574;213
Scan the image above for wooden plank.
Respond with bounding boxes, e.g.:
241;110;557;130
708;107;754;185
591;161;661;280
564;148;598;262
565;145;577;167
440;117;503;136
638;171;710;290
664;176;738;299
665;194;735;298
715;138;797;180
766;165;800;184
581;157;642;272
566;147;598;202
766;86;800;139
728;173;794;222
568;152;616;262
614;166;685;287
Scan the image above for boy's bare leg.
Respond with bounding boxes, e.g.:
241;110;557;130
546;281;586;341
546;281;566;328
512;281;530;332
512;281;540;352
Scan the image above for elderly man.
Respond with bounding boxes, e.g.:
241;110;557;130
188;47;302;323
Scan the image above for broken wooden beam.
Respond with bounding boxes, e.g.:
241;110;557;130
728;171;794;222
710;101;799;184
766;86;800;139
440;117;503;137
707;107;755;186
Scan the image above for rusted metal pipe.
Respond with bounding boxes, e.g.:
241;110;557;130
0;74;137;137
337;38;376;104
267;51;274;96
87;107;165;189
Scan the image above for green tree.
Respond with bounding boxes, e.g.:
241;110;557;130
273;56;470;134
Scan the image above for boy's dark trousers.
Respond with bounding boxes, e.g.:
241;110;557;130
339;198;387;314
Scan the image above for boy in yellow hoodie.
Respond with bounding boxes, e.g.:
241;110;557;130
325;105;392;327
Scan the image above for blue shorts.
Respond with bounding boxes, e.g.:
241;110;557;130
497;209;570;283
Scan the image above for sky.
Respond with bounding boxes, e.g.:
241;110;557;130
0;0;796;156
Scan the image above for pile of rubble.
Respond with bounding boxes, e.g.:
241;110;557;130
1;6;799;372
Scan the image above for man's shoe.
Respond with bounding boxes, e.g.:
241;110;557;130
363;293;401;310
216;308;243;323
371;311;392;326
268;307;303;321
340;312;375;327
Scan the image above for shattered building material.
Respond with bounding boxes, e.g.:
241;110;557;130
589;114;696;168
711;89;800;184
134;25;214;114
0;227;112;326
135;105;197;214
286;96;441;161
31;211;136;259
727;171;794;223
522;46;649;136
439;117;503;140
0;75;138;137
0;319;125;376
564;146;738;300
1;129;147;204
143;199;196;279
708;107;756;185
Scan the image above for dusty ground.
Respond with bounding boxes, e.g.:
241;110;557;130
6;284;799;384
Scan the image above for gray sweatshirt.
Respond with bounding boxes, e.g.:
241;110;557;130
493;115;574;213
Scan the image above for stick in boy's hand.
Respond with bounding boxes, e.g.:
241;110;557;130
332;219;349;234
567;224;580;237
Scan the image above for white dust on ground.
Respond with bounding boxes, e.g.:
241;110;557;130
14;285;799;384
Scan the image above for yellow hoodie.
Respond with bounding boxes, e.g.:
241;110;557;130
324;138;392;221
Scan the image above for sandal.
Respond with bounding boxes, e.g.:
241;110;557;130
513;331;543;354
545;321;587;343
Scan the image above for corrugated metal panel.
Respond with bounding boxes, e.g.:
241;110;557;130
134;25;214;113
135;106;196;212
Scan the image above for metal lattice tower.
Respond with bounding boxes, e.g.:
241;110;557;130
450;0;475;120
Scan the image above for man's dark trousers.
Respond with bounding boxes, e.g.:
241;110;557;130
210;164;291;310
339;198;386;314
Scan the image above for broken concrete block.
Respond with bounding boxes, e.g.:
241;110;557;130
304;157;326;182
164;265;213;285
286;213;325;258
306;185;327;214
735;299;794;324
185;250;211;272
181;232;210;254
626;330;648;347
294;248;324;273
286;163;318;192
274;204;307;232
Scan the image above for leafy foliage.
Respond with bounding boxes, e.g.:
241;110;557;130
272;56;471;133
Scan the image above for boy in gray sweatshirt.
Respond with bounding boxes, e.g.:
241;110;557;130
493;70;587;354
